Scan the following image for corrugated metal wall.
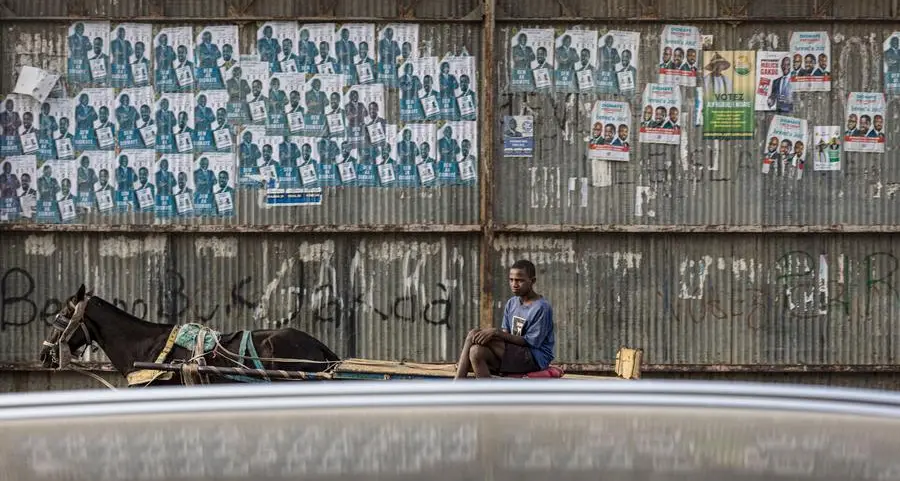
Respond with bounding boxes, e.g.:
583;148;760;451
3;0;900;390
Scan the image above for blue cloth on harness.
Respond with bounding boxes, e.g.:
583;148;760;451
223;330;268;383
174;323;220;353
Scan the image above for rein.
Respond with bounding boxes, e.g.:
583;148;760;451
42;297;118;391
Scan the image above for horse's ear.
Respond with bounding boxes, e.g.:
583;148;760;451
75;284;86;301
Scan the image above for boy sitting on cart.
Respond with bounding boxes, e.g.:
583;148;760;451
454;259;555;379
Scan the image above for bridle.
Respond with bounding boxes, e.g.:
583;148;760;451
42;296;95;369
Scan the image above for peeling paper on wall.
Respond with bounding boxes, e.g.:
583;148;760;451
194;237;238;258
590;159;612;187
24;234;56;256
13;66;60;103
634;186;656;217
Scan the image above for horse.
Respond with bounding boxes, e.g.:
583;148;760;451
39;284;342;386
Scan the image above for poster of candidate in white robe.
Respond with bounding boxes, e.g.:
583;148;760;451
195;25;239;91
377;24;419;88
658;25;701;87
439;54;477;121
236;125;267;187
436;121;477;185
109;23;152;88
754;51;793;113
343;84;383;150
0;94;39;157
0;156;37;221
224;59;267;125
85;151;116;214
395;123;436;187
257;21;299;74
789;32;831;92
509;28;555;93
154;93;194;154
761;115;808;178
68;21;111;88
115;87;154;149
193;90;231;153
154;26;195;93
72;88;116;152
885;33;900;94
303;74;343;138
156;154;194;217
35;158;77;223
336;23;376;85
597;30;640;95
266;73;304;137
37;98;74;161
638;84;682;145
587;101;631;162
555;29;597;93
399;56;438;122
844;92;886;153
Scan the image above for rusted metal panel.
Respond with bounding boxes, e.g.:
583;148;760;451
0;232;479;365
490;234;900;367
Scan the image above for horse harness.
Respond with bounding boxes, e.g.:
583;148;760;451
42;297;94;369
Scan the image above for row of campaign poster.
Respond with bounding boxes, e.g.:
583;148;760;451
66;22;477;96
0;120;478;222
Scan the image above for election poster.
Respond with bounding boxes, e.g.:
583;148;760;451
191;154;216;216
597;30;640;95
502;115;534;158
72;88;115;152
207;152;235;217
67;21;111;88
86;151;117;214
38;98;74;161
257;21;299;74
35;158;77;223
701;51;755;139
639;84;682;145
884;32;900;94
117;149;155;212
154;26;195;93
0;94;39;156
761;115;808;178
293;137;320;187
336;23;376;85
813;126;841;171
109;23;152;88
789;32;831;92
436;121;477;185
153;155;179;217
588;101;631;161
307;23;338;76
334;139;359;186
509;28;555;93
658;25;701;87
115;87;154;149
373;124;398;187
314;136;341;187
193;90;231;153
164;154;195;217
226;59;268;125
267;73;304;136
399;56;438;122
394;123;430;187
266;136;301;188
256;133;287;187
111;151;135;211
74;151;115;211
154;93;194;154
844;92;886;153
295;23;330;75
554;29;598;93
440;54;477;121
303;74;343;138
755;51;793;112
0;156;37;221
377;24;419;88
344;84;383;149
236;125;267;187
195;25;239;90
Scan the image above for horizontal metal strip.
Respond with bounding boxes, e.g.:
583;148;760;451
0;224;484;233
496;16;897;23
0;16;483;22
495;224;900;233
4;362;900;374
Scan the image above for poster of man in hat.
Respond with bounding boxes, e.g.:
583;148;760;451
702;51;755;140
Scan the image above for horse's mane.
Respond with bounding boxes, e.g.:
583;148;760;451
89;295;175;329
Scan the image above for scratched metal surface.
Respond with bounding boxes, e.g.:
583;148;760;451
491;233;900;366
0;232;479;365
494;17;899;228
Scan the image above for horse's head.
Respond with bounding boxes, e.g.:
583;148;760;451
39;284;95;368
